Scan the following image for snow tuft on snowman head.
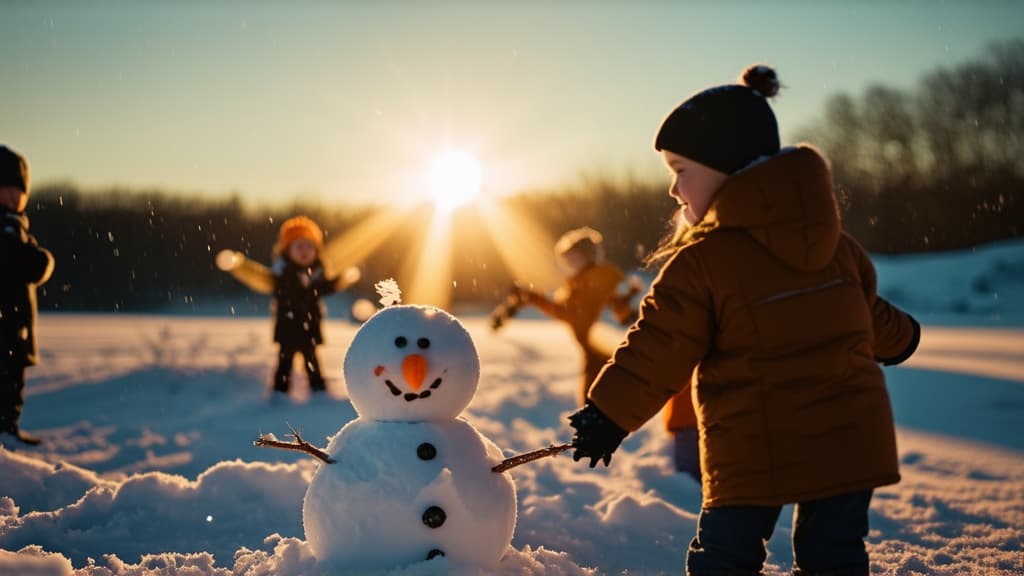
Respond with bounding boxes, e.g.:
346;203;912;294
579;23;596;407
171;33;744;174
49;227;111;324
375;278;402;307
343;305;480;422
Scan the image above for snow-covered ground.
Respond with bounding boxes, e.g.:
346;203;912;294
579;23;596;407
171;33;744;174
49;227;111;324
2;239;1023;575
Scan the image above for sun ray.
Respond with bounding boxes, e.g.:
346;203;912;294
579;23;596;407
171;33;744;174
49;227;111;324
476;198;562;292
403;204;455;308
320;206;417;274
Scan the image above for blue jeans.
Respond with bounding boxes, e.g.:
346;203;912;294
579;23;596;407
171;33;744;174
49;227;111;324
686;489;872;576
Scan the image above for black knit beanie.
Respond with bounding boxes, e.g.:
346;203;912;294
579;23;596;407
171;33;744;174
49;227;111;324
0;145;30;193
655;65;781;174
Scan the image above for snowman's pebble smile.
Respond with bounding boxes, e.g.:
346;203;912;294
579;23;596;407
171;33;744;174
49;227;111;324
384;377;443;402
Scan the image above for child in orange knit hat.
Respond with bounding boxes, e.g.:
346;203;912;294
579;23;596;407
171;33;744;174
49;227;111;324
218;216;358;397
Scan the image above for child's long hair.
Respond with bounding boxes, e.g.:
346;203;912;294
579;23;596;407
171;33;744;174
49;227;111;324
645;206;727;268
644;209;686;268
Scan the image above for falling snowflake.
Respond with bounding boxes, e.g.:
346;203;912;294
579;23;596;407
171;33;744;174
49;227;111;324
375;278;402;307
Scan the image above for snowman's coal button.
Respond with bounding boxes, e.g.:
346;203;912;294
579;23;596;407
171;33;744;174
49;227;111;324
417;442;437;460
422;506;446;528
426;548;445;560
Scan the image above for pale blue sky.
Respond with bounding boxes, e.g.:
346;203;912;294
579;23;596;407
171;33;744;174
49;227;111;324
2;1;1021;205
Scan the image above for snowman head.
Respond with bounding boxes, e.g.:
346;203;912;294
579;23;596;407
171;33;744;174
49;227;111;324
343;305;480;421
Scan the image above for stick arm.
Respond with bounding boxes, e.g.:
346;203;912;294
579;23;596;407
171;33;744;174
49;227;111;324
491;442;573;473
254;423;336;464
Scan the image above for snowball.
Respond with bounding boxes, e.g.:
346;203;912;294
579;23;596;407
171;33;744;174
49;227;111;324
303;419;516;570
343;305;480;422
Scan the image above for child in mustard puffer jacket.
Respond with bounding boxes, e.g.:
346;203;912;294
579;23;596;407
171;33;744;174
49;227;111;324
569;65;919;575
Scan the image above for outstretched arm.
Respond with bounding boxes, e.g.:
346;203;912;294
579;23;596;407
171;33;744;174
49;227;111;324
216;250;274;294
523;266;625;327
1;219;54;286
314;265;362;296
520;287;571;321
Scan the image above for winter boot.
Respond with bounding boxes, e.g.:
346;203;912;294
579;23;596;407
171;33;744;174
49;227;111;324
308;375;327;394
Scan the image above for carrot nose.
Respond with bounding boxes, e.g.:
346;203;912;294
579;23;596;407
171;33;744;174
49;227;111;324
402;354;428;391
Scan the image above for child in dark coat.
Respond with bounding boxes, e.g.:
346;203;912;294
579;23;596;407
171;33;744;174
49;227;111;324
0;145;54;445
568;66;920;575
218;216;357;396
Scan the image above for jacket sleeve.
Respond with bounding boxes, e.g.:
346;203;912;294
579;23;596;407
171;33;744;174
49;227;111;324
0;228;54;286
527;266;624;330
28;244;55;286
587;247;712;432
226;255;275;294
523;286;570;321
850;233;920;365
314;265;361;296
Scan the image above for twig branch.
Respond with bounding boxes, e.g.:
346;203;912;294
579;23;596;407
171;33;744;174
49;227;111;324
492;442;573;473
254;422;336;464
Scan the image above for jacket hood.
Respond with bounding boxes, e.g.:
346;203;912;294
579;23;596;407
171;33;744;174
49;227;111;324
702;145;840;272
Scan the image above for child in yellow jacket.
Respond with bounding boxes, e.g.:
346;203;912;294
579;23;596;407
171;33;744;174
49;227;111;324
502;227;639;405
568;65;919;575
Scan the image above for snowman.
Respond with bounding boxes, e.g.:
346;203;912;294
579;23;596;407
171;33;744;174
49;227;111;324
279;284;517;570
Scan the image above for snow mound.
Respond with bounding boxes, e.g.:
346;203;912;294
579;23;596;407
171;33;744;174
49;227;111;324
874;238;1024;325
0;455;310;567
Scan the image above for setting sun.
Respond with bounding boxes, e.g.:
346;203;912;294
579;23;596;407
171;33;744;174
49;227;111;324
428;149;482;211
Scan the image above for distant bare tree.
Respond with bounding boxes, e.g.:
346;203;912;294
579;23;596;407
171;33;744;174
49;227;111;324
798;39;1023;252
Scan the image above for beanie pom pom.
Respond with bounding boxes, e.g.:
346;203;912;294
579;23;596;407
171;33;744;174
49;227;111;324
741;65;780;98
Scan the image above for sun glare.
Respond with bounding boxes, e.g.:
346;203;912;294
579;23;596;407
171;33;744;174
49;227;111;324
429;149;482;211
319;147;562;311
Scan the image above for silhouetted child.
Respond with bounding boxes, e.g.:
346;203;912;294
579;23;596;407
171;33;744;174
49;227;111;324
0;145;54;446
569;65;920;575
218;216;357;397
500;227;639;405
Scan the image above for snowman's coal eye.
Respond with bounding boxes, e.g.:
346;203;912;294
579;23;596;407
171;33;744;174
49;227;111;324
417;338;430;349
395;336;408;348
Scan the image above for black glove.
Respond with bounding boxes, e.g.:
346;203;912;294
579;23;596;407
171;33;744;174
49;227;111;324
568;402;628;468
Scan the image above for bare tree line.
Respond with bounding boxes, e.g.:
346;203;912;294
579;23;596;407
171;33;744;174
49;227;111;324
28;40;1022;312
797;39;1023;252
